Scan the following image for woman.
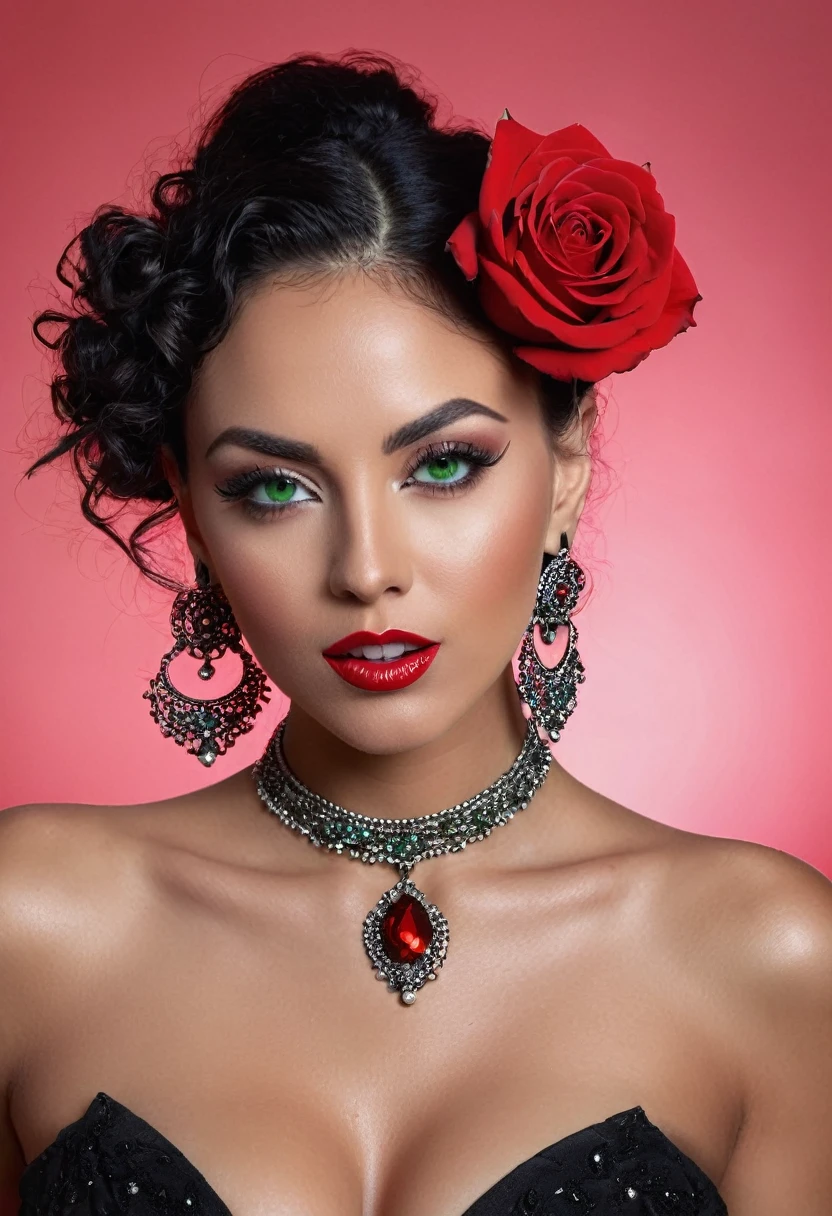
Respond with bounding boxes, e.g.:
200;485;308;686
2;49;830;1216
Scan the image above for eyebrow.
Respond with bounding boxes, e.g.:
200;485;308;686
204;397;508;463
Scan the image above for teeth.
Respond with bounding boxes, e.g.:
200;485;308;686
346;642;421;661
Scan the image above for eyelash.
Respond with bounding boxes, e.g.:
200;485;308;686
213;440;509;521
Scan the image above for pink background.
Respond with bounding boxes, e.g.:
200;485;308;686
2;0;830;877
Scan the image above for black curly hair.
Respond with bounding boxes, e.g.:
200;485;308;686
25;49;595;592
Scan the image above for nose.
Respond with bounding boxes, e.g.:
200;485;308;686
327;482;413;604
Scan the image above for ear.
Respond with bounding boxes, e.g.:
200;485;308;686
159;444;213;575
542;388;598;553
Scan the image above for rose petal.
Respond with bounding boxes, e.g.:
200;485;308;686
514;241;590;321
591;157;667;212
513;341;652;381
600;215;675;320
480;256;658;348
591;203;633;276
515;234;659;336
513;150;578;197
515;236;632;319
599;251;673;328
480;116;546;224
535;123;613;160
567;205;671;298
484;205;508;263
544;206;612;278
638;204;676;272
478;256;571;340
513;257;701;381
544;163;646;220
514;177;538;213
445;212;480;281
514;134;625;200
532;184;638;281
543;196;629;274
454;116;702;383
561;227;650;304
664;246;701;313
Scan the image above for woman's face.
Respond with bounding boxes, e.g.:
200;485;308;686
164;269;591;755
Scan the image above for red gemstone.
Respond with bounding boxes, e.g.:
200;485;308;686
381;894;434;964
555;583;569;600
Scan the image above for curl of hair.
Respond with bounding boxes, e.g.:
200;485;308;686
26;50;595;591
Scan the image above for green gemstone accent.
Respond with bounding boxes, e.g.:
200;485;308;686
388;832;423;859
255;717;553;875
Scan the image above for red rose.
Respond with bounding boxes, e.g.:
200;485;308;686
445;114;701;381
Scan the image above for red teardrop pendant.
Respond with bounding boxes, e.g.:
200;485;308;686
381;893;434;964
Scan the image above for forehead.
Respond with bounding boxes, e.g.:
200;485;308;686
189;270;538;444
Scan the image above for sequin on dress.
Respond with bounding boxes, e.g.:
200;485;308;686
18;1091;728;1215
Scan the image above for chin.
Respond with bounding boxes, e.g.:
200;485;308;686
263;640;519;756
321;700;464;753
297;691;466;756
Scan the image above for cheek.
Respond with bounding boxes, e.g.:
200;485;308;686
193;442;552;695
198;521;323;669
419;459;551;651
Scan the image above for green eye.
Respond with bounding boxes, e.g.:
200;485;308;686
263;477;298;503
214;466;317;518
414;455;467;484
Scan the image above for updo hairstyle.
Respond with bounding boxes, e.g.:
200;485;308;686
26;50;595;591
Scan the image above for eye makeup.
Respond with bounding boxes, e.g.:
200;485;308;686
399;439;509;495
213;466;320;520
213;437;510;521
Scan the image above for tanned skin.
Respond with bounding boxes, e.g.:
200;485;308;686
2;270;831;1215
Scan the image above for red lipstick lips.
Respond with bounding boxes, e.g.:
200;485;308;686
322;629;440;692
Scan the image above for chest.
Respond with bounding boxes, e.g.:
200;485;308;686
15;868;735;1215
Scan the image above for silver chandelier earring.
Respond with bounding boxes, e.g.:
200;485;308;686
516;532;587;742
143;558;272;766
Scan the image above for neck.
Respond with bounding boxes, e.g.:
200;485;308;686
279;666;533;821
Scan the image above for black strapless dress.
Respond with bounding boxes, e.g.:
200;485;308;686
18;1091;729;1214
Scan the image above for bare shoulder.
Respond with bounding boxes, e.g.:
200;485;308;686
0;800;138;905
646;827;832;1207
0;802;168;1206
0;774;236;876
0;806;114;1116
672;836;832;1205
0;801;162;994
672;828;832;981
551;770;832;977
635;819;832;992
578;775;832;1014
663;830;831;1100
711;834;832;1037
0;776;259;955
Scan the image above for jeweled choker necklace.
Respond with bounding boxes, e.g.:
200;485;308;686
251;718;552;1005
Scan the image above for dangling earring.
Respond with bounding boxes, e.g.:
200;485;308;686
143;558;272;766
516;532;587;742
